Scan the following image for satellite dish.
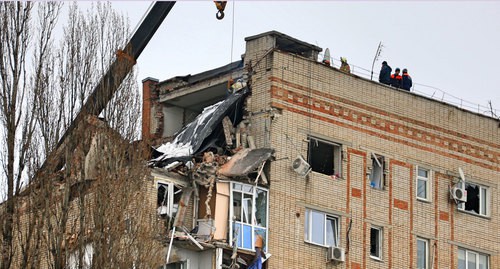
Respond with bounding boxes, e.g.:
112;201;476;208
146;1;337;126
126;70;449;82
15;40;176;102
458;167;466;182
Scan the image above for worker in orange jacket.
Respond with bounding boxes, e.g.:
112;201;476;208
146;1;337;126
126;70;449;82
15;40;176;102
390;68;402;88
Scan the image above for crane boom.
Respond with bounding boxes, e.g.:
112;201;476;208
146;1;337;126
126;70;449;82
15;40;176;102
43;2;176;173
76;1;175;123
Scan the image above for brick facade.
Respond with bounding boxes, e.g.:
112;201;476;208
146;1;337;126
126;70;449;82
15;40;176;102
241;33;499;269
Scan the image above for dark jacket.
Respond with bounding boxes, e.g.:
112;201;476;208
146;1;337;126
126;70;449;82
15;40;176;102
390;73;402;88
379;64;392;85
401;73;412;91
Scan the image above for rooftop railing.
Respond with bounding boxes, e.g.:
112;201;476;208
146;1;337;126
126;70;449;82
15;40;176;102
323;56;499;118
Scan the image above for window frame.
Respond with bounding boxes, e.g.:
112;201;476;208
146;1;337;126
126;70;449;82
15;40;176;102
304;208;340;248
370;226;383;260
369;153;386;190
156;180;182;219
458;248;489;269
416;166;432;202
416;237;429;269
457;181;490;217
160;260;189;269
229;182;269;252
307;137;343;178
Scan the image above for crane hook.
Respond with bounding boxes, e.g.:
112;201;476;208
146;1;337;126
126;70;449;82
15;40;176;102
216;10;225;20
214;1;227;20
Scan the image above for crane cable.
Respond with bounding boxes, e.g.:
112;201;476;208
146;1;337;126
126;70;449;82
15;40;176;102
230;0;235;63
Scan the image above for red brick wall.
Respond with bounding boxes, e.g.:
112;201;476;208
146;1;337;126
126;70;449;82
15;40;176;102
142;78;158;140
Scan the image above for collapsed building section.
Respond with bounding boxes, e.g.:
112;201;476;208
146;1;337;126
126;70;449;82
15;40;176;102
143;54;277;268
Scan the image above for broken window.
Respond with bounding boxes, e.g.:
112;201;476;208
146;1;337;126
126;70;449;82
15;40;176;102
67;243;93;269
458;181;489;216
417;237;429;269
304;209;339;247
157;181;183;219
458;248;489;269
416;166;431;201
308;137;342;177
369;154;385;189
230;182;268;252
370;226;383;260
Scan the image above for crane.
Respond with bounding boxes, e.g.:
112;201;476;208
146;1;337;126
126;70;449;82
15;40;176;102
40;1;226;175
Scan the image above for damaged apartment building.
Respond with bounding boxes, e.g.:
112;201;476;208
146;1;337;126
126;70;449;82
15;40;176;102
142;31;499;269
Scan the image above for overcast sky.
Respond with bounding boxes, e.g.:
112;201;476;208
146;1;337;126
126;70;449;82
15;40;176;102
114;1;499;116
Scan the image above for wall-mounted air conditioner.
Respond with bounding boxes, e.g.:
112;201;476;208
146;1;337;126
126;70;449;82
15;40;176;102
292;155;311;177
327;246;345;262
451;186;467;203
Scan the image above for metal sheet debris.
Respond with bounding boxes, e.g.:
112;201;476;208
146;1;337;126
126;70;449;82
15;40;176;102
218;148;274;177
151;88;249;167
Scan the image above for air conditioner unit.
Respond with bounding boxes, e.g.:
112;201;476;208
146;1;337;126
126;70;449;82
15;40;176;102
451;186;467;203
327;246;345;262
292;155;311;177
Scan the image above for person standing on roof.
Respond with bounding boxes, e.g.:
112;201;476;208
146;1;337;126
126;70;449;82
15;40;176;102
379;61;392;85
390;68;402;88
340;57;351;73
401;68;412;91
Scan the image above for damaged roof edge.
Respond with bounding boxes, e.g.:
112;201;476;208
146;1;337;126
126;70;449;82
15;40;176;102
157;60;244;87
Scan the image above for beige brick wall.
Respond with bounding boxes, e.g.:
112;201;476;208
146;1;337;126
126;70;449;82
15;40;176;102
245;41;499;269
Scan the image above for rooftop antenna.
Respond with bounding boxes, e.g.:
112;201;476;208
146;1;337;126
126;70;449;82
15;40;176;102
370;41;383;81
487;100;499;118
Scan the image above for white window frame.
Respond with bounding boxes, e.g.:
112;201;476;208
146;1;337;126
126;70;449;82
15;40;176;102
416;237;429;269
229;182;269;252
457;181;490;217
458;248;489;269
416;166;432;202
304;209;340;248
156;180;182;218
307;137;343;177
370;226;383;260
369;153;385;190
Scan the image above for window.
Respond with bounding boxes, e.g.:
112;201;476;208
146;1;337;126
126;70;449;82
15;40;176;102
370;226;383;260
304;209;339;247
457;181;489;216
67;244;93;269
157;181;182;219
458;248;489;269
230;183;268;251
417;238;429;269
369;154;385;189
416;167;431;201
159;261;189;269
308;137;342;177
